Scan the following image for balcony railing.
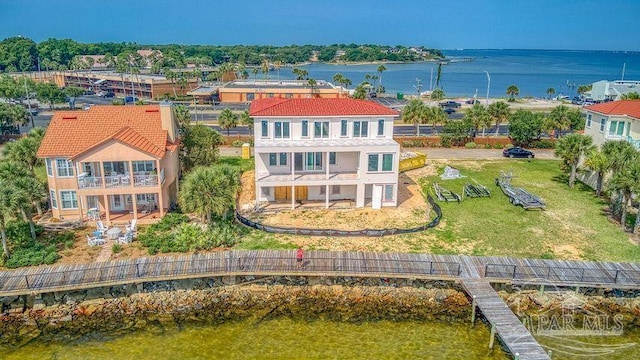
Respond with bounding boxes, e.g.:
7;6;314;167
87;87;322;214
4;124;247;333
134;174;159;187
105;175;132;188
78;176;103;189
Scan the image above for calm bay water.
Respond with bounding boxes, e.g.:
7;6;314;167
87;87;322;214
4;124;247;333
271;49;640;98
4;317;640;359
3;318;508;360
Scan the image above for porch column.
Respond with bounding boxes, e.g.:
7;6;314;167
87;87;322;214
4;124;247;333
291;152;295;180
356;184;365;208
131;193;138;220
158;190;165;217
128;161;134;187
104;194;111;223
325;185;329;209
100;161;106;188
326;151;330;179
291;185;295;210
77;192;85;223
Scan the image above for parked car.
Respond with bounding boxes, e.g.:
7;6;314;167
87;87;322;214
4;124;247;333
0;125;20;135
465;99;479;105
84;90;96;95
125;96;138;103
503;147;535;159
103;92;115;98
439;101;461;108
443;108;456;115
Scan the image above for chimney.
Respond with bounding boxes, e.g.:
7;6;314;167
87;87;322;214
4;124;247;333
159;101;177;143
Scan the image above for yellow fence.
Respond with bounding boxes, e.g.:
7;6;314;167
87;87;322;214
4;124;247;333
399;152;427;173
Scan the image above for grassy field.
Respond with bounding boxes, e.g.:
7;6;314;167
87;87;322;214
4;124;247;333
231;159;640;262
421;160;640;261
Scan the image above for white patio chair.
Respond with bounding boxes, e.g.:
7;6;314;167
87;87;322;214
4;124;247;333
87;235;105;246
96;220;109;235
126;219;137;233
118;231;134;244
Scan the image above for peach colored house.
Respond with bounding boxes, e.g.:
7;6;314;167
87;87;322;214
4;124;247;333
37;104;180;224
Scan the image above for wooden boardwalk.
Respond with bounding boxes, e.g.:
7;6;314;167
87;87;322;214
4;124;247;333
1;250;639;359
462;279;550;360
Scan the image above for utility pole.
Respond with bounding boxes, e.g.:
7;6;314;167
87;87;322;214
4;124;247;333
23;76;34;127
484;71;491;106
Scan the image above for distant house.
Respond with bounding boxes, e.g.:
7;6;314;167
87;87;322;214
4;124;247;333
250;98;400;209
586;80;640;101
583;100;640;148
37;104;180;224
216;79;348;103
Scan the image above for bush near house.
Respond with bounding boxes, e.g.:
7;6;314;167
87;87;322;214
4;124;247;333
2;222;74;268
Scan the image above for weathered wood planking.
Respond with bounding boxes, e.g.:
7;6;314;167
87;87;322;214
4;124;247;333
462;279;550;360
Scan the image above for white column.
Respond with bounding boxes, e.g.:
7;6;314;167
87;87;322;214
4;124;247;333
291;185;295;209
132;193;138;220
325;151;330;179
291;152;295;180
356;184;365;208
325;185;329;208
104;194;111;223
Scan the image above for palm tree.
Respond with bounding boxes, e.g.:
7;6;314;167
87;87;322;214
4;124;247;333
333;73;344;87
424;106;448;134
252;68;259;79
602;140;638;218
174;104;191;133
506;84;520;101
608;158;640;232
261;59;270;79
554;133;594;188
239;110;253;139
464;103;491;137
583;148;609;196
13;176;46;240
307;78;317;96
545;105;575;138
487;101;510;136
620;92;640;100
273;60;283;78
377;65;386;88
546;88;556;99
0;179;20;257
430;89;445;104
402;99;426;136
218;108;238;136
179;165;240;223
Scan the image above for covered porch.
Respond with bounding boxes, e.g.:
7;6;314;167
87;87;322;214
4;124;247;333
83;192;164;224
258;184;358;210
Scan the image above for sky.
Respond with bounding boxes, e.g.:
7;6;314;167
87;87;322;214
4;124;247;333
1;0;639;51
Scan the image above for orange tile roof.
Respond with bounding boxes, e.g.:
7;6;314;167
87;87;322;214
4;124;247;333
37;105;176;159
249;98;398;117
585;100;640;119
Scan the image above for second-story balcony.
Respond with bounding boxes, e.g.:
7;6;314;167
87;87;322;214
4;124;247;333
134;174;159;187
78;173;161;189
78;176;103;189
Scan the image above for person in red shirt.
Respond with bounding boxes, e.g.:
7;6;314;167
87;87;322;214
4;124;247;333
296;247;304;268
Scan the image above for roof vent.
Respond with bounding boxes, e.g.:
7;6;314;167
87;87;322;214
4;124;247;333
62;116;77;120
145;109;159;113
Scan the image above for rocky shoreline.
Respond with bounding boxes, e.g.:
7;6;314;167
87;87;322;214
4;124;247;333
0;285;470;347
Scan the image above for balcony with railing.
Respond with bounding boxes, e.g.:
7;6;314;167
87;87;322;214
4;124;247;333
134;174;159;187
78;176;103;189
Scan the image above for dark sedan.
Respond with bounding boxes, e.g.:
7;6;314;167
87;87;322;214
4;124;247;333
503;147;534;159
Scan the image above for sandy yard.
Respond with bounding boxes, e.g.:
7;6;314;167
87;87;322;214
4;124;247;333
239;166;437;231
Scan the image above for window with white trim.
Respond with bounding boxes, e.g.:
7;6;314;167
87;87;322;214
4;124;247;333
269;153;277;166
268;153;287;166
279;153;287;166
132;161;154;173
314;121;329;138
329;152;336;165
56;159;74;177
599;118;606;132
301;120;309;137
586;114;592;128
305;152;323;171
49;189;57;209
261;120;268;137
353;121;368;137
274;121;290;138
383;184;394;202
378;119;385;136
368;153;394;172
382;154;393;172
368;154;379;171
136;194;157;203
46;158;53;177
341;120;348;137
60;190;78;209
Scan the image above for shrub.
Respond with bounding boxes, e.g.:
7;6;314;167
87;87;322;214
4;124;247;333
494;143;504;149
112;99;125;105
148;213;190;232
505;143;514;149
6;222;44;247
484;144;492;149
532;140;554;149
440;136;452;148
231;140;245;147
5;242;59;268
465;142;477;148
112;244;123;254
401;140;424;148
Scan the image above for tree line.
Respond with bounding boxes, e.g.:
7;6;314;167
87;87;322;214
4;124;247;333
0;36;443;73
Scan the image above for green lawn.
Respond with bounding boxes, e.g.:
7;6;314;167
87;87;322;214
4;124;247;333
421;160;640;262
217;156;254;172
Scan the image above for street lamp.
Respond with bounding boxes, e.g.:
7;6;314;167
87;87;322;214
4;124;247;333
484;71;491;106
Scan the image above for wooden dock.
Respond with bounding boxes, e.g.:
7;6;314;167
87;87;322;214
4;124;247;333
2;250;639;359
462;279;550;360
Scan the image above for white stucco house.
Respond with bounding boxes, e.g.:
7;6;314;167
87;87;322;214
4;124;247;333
586;80;640;101
583;100;640;148
249;97;400;209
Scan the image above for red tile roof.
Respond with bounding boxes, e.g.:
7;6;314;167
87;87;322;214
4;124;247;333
37;105;176;159
585;100;640;119
249;98;398;117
